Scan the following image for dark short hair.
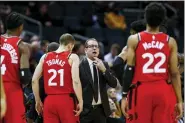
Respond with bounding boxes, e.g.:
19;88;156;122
72;41;82;52
59;33;75;45
145;2;166;28
6;12;24;30
47;42;59;52
85;38;99;48
41;40;49;47
159;18;168;33
130;20;146;32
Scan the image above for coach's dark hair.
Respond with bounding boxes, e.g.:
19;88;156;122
59;33;75;45
145;2;166;28
85;38;99;48
6;12;24;30
130;20;146;32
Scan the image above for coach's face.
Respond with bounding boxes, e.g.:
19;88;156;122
85;40;99;60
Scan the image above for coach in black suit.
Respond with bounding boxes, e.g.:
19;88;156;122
79;38;118;123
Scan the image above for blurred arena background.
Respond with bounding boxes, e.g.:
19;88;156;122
0;1;184;53
0;1;184;123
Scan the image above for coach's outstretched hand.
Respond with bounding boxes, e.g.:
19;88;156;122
175;102;183;120
121;97;129;119
74;101;83;116
35;101;43;116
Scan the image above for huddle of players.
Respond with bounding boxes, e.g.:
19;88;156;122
0;10;83;123
0;2;184;123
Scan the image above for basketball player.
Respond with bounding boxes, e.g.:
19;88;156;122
121;2;183;123
0;12;31;123
26;42;60;123
32;33;83;123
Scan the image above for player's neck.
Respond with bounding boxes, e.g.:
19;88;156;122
146;25;160;34
55;45;69;53
6;30;19;37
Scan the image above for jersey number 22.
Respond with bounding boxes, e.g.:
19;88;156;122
142;52;166;73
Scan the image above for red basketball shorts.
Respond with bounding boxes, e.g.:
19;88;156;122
43;94;79;123
3;82;26;123
126;80;172;123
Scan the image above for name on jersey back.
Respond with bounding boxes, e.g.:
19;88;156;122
143;41;164;50
1;43;18;64
46;59;65;67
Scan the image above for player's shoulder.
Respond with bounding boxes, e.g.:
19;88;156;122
43;52;54;59
168;36;176;42
18;41;31;54
168;36;177;47
69;53;79;60
128;34;138;40
40;53;49;63
127;34;139;48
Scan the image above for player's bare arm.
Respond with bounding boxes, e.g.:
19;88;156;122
122;34;138;95
168;37;183;120
18;41;32;86
32;54;45;102
118;46;127;61
69;53;83;116
121;34;138;118
32;54;45;115
1;75;6;118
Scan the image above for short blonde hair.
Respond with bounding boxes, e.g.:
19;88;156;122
59;33;75;45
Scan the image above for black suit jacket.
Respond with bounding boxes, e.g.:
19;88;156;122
79;57;118;117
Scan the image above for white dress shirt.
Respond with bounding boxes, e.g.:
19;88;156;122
87;58;102;105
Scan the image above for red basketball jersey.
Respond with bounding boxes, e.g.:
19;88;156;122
0;34;21;83
43;51;74;95
132;31;170;83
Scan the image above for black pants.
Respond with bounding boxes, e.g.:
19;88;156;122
80;105;106;123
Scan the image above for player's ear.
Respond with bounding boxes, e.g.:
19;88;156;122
19;24;23;32
68;43;74;51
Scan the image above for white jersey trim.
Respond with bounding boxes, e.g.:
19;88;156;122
138;33;141;41
1;34;19;38
17;39;22;45
166;35;170;42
